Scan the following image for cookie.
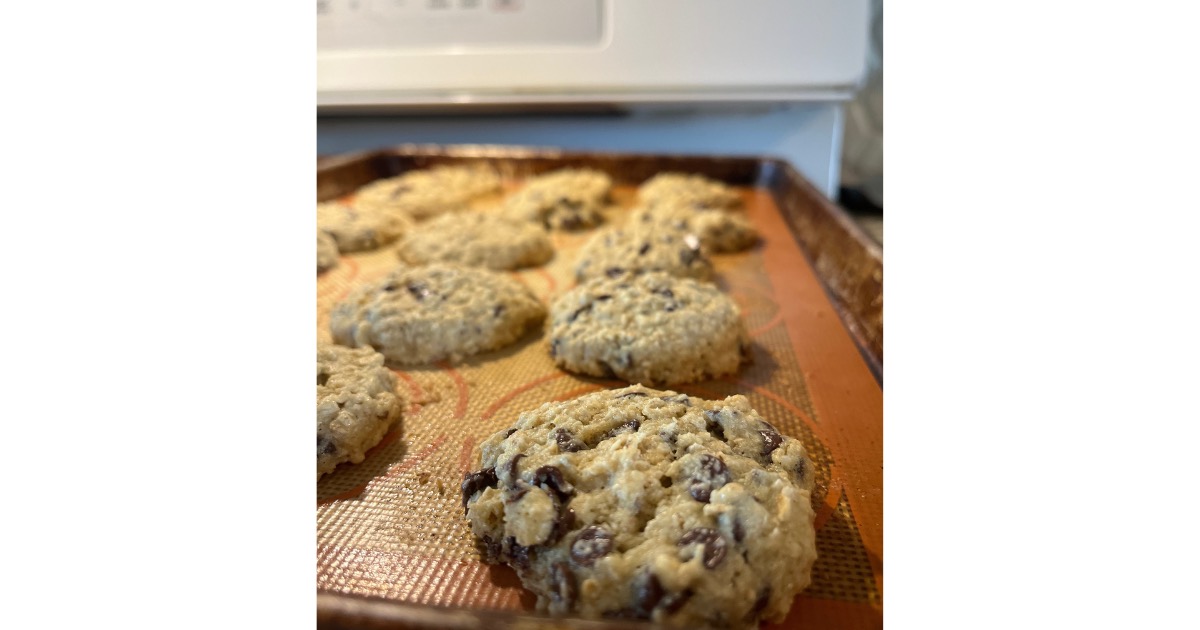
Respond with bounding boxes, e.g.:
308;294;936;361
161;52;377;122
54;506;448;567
461;384;817;628
638;172;742;210
502;168;612;231
548;272;749;385
396;213;554;270
329;263;546;365
317;201;413;253
574;225;714;282
354;165;501;220
318;230;339;274
630;202;758;253
317;343;403;479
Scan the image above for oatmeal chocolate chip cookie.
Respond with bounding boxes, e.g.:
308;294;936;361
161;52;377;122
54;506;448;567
630;202;758;253
574;225;714;282
548;272;749;385
317;343;402;480
317;230;339;274
329;263;546;365
353;165;502;220
461;384;816;628
316;201;413;253
502;168;612;231
638;172;742;210
396;213;554;270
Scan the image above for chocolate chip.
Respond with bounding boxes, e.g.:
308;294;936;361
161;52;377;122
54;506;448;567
460;467;499;510
478;534;503;563
616;391;647;398
570;526;613;565
568;303;592;323
407;282;431;301
595;294;613;301
653;288;675;299
549;562;577;608
638;242;651;256
747;587;772;621
659;475;673;488
493;304;506;317
679;248;701;266
605;267;626;278
660;589;694;616
732;517;745;543
504;536;532;572
704;411;726;442
382;283;398;292
550;339;561;358
678;528;728;569
602;419;640;442
504;428;518;438
555;428;585;453
318;436;337;456
632;570;665;616
661;394;691;407
688;454;731;503
317;372;329;386
796;457;808;482
505;453;525;482
547;506;576;545
533;465;575;502
759;428;784;458
664;301;679;312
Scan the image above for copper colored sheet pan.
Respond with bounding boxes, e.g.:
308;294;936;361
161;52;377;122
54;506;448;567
316;146;883;630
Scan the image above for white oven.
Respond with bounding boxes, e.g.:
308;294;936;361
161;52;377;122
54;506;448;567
317;0;870;197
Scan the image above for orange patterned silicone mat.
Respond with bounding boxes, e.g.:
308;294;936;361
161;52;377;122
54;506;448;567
317;184;883;629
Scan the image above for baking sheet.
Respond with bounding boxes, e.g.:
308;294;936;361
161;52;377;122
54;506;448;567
317;155;882;629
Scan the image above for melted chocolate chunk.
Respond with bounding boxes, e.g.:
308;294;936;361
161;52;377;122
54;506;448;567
570;526;613;566
382;283;398;292
605;267;626;278
678;528;728;569
533;465;575;502
555;428;586;453
595;294;613;301
503;536;532;572
568;303;592;323
601;419;641;442
759;428;784;458
688;454;731;503
547;506;576;545
460;467;499;510
616;390;647;398
317;372;329;387
661;394;691;406
660;589;694;616
318;436;337;456
747;587;772;621
505;427;518;438
638;242;651;256
632;570;665;616
406;282;431;301
732;516;746;543
796;457;808;482
504;453;525;482
704;410;727;442
549;562;577;608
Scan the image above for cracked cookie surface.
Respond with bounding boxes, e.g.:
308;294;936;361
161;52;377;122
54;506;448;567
316;343;402;479
502;168;612;231
574;225;714;282
637;172;742;210
317;201;413;253
353;165;501;220
396;212;553;270
548;272;749;385
329;263;546;365
461;384;816;628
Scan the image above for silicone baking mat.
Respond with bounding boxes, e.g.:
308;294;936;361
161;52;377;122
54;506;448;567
317;179;883;629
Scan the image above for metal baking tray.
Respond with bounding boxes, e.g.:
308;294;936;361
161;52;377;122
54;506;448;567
316;145;882;629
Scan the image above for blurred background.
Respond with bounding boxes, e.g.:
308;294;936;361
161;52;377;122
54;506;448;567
317;0;883;243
